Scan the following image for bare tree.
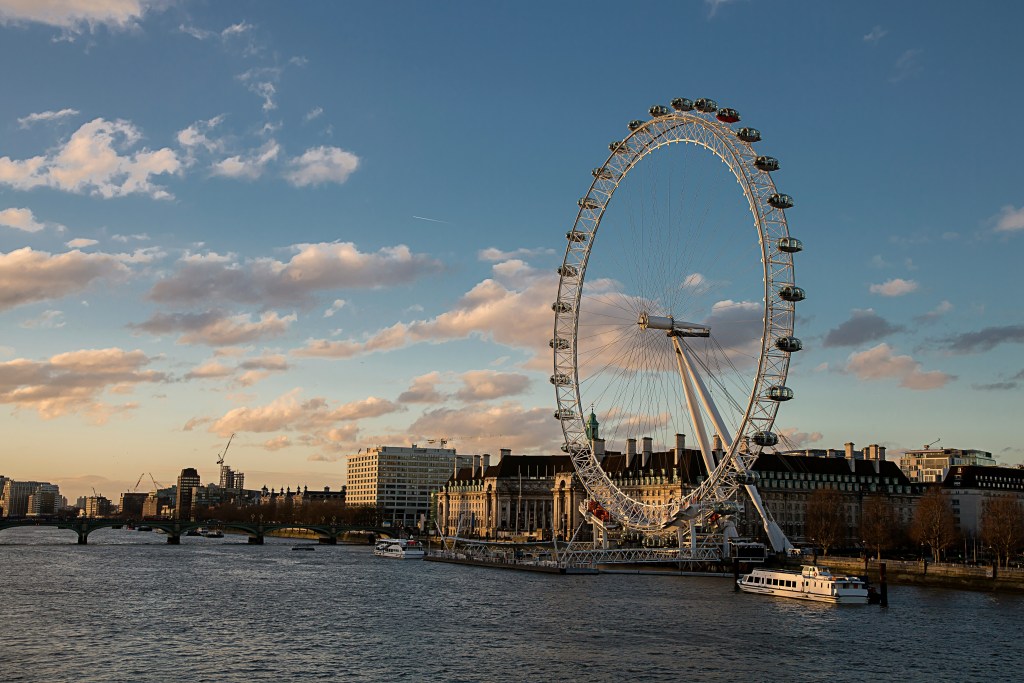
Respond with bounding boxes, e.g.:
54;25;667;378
911;487;957;562
860;494;898;560
806;487;844;555
980;495;1024;568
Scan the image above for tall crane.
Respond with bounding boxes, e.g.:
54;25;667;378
217;433;235;466
132;473;145;493
148;473;165;491
924;438;941;449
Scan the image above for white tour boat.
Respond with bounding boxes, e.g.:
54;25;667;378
737;565;869;604
373;538;425;560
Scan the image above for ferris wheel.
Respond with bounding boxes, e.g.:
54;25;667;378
551;97;804;552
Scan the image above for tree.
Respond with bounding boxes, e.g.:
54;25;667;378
911;487;957;562
980;495;1024;568
806;487;844;555
860;494;898;560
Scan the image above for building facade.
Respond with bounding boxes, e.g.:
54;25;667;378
175;468;201;520
899;446;995;484
2;480;44;517
942;464;1024;537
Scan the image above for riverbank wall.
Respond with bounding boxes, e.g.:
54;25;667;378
803;555;1024;593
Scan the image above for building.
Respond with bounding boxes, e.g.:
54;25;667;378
143;486;176;518
85;495;113;518
175;468;201;520
219;464;245;491
345;445;470;529
27;484;62;516
2;480;43;517
942;464;1024;537
899;446;995;484
120;492;149;518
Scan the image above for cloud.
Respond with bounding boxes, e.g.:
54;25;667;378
211;140;280;180
176;115;226;158
130;309;296;346
149;242;442;307
184;360;234;380
19;309;65;329
704;0;738;19
17;108;79;128
237;67;282;111
823;309;903;347
0;118;180;200
890;49;923;83
262;435;291;451
0;207;46;232
863;26;888;44
323;299;346;318
478;246;556;262
994;205;1024;233
972;381;1019;391
869;278;918;297
844;343;953;390
206;388;403;437
407;402;559;455
304;107;324;122
0;247;129;312
284;146;359;187
942;325;1024;354
0;347;167;420
776;427;824;449
454;370;531;402
0;0;153;33
66;238;98;248
398;372;445;404
914;300;953;324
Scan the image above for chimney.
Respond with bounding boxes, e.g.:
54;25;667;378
878;446;886;461
873;458;881;475
712;434;723;467
482;454;491;475
473;454;482;479
845;442;854;460
499;448;511;463
626;438;637;469
713;434;723;451
453;457;460;479
674;434;686;468
642;437;653;468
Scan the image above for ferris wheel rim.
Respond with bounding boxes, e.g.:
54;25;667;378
551;103;799;532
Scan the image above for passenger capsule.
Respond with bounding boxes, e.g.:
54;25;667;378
768;193;794;209
730;470;760;486
558;264;578;278
649;104;670;117
767;385;794;402
578;197;600;210
628;119;645;132
777;236;803;253
716;108;741;123
713;501;741;516
752;431;779;447
566;230;587;243
694;98;718;113
554;408;577;420
671;97;694;112
549;337;570;350
755;156;780;172
737;127;761;143
561;443;587;454
552;301;573;313
592;167;613;180
549;373;571;386
779;285;805;302
775;336;803;353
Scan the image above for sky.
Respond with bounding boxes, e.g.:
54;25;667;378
1;1;1023;502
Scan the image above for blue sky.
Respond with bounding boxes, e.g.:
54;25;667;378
1;1;1022;501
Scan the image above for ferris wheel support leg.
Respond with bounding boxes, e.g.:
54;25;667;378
674;340;716;477
677;341;734;450
745;483;793;553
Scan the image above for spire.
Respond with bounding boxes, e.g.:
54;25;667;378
585;408;599;441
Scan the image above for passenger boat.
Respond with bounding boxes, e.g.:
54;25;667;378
204;529;224;538
373;538;425;560
737;565;869;604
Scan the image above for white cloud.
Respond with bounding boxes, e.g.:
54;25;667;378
0;207;45;232
284;146;359;187
0;247;129;312
0;118;180;200
176;115;226;157
454;370;530;402
0;0;153;32
206;388;403;437
869;278;918;297
994;205;1024;233
17;108;79;128
304;107;324;122
19;309;65;329
323;299;346;318
398;372;445;404
237;67;282;111
66;238;98;248
890;49;923;83
863;26;887;44
407;402;559;455
915;300;953;324
478;246;555;261
221;21;253;37
211;140;280;180
844;343;953;390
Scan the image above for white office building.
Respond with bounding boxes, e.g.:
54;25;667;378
899;447;996;483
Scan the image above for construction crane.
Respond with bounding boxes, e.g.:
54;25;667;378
132;473;144;493
148;473;165;491
217;433;235;467
924;438;941;449
427;434;504;448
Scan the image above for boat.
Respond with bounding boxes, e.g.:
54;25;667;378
204;529;224;538
737;565;869;604
373;538;425;560
136;525;153;532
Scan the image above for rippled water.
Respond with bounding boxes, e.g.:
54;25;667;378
2;527;1021;682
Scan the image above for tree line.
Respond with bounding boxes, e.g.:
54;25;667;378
196;499;383;527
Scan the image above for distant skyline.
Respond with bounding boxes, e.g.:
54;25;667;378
1;1;1023;501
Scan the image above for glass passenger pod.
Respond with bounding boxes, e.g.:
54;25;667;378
671;97;694;112
774;336;803;353
694;98;718;113
755;156;780;172
752;431;779;447
649;104;670;118
778;285;805;302
578;197;600;210
737;127;761;143
777;236;803;253
716;108;741;123
557;264;578;278
552;301;573;313
628;119;645;132
730;470;760;486
566;230;587;243
561;443;587;454
554;408;577;420
550;373;571;386
609;140;628;154
713;501;741;516
592;167;613;180
549;337;570;350
768;193;794;209
767;385;794;402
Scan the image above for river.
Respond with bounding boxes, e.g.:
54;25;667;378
1;527;1021;682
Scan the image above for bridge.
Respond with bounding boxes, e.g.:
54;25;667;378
0;518;395;545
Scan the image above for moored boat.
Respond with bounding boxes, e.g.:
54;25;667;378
737;565;869;604
373;538;425;560
204;529;224;538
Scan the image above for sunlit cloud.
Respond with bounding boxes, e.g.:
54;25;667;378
844;343;953;390
284;146;360;186
0;207;46;232
869;278;918;297
0;247;129;312
0;1;155;34
994;205;1024;233
131;310;297;346
454;370;531;402
17;108;79;128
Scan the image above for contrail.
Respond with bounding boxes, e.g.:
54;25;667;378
412;215;452;224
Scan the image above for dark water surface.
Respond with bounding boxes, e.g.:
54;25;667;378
2;527;1021;682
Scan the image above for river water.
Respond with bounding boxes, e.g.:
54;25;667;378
1;527;1021;682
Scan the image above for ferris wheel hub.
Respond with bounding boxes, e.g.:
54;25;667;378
637;312;710;337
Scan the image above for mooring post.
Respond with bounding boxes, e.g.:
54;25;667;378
732;557;739;591
879;562;888;607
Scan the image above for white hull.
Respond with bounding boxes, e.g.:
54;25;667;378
738;565;869;605
736;583;866;604
374;539;425;560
